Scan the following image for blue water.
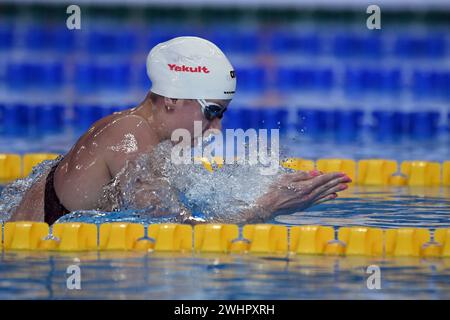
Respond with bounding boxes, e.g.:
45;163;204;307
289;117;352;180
1;183;450;299
1;251;449;300
276;187;450;229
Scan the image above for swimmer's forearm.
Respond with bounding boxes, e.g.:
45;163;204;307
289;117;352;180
231;194;277;224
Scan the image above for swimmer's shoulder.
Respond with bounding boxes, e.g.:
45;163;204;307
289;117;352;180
100;113;160;156
90;112;157;145
66;112;158;165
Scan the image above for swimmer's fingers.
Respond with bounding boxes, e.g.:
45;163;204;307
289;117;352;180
308;175;351;200
286;172;346;196
313;193;338;205
312;182;348;203
278;171;311;184
309;172;347;189
280;170;319;183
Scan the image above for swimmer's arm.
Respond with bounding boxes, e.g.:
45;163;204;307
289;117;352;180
108;169;197;223
10;175;46;222
228;194;276;224
233;171;351;223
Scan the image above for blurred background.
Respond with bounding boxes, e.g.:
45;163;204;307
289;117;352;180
0;0;449;161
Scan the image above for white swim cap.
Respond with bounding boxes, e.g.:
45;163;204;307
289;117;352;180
146;36;236;100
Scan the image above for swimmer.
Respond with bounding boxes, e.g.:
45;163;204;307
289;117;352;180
9;36;351;224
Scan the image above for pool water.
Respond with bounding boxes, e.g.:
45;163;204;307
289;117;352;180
1;244;449;300
275;186;450;229
1;186;449;300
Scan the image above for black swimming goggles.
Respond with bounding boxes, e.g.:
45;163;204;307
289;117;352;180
197;99;227;121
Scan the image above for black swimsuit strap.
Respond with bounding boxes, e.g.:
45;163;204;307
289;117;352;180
44;162;70;225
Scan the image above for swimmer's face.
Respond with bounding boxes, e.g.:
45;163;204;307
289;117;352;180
165;98;231;142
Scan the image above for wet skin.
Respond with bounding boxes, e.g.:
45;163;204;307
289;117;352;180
10;93;352;223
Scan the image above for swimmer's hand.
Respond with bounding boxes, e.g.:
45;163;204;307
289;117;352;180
254;170;352;221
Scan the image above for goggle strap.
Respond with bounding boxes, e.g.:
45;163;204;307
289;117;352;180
197;99;207;113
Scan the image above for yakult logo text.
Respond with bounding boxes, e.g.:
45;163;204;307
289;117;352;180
168;64;210;73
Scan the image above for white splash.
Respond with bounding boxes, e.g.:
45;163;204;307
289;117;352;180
97;140;286;223
108;133;138;154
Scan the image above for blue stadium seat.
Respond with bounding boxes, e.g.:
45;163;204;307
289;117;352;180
380;69;401;94
257;108;289;133
408;111;440;139
24;25;49;51
239;108;260;130
138;64;152;89
97;64;131;90
208;29;261;54
86;29;137;55
333;34;383;58
74;63;97;93
314;68;334;91
73;104;104;131
6;62;63;90
345;68;401;95
412;70;450;99
394;34;446;58
236;66;267;92
297;108;334;136
221;108;242;130
146;26;201;49
444;72;450;101
372;111;406;140
53;28;76;52
2;104;33;136
276;67;298;91
270;31;321;55
24;24;76;52
0;103;4;134
277;67;333;92
235;108;288;131
0;24;13;50
75;62;130;92
35;104;65;135
6;63;30;90
448;112;450;131
333;109;364;141
39;63;64;89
